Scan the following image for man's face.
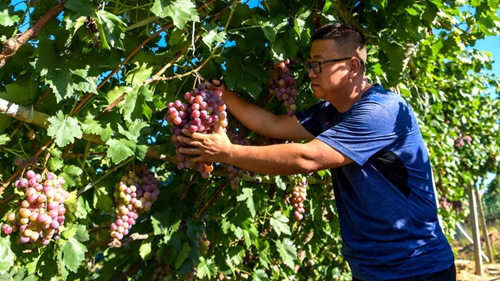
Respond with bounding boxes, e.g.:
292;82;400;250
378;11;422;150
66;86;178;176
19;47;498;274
307;39;351;100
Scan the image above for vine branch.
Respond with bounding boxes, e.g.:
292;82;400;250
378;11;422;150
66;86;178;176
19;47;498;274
0;0;66;68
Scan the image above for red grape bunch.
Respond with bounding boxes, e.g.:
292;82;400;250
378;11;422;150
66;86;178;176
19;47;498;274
110;165;159;240
165;83;228;178
268;59;298;116
1;169;69;245
290;176;308;221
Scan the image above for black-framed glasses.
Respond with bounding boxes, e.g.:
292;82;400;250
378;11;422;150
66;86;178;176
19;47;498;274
304;57;363;74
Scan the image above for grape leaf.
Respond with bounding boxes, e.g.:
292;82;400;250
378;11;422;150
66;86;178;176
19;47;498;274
47;111;83;147
125;63;153;85
236;187;256;218
61;165;83;187
0;83;33;105
139;237;153;260
93;184;114;212
64;190;79;214
270;211;291;237
252;269;268;281
64;0;95;17
47;148;64;171
0;236;15;273
95;10;126;50
196;257;217;279
74;224;90;242
0;134;9;145
60;237;87;273
175;242;191;269
202;25;227;49
276;238;297;269
105;138;136;164
0;9;19;27
41;63;98;103
122;87;153;122
81;113;103;135
151;0;200;29
0;115;10;134
274;176;287;190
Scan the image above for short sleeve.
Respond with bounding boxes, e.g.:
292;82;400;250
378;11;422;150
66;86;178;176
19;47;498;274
317;97;410;165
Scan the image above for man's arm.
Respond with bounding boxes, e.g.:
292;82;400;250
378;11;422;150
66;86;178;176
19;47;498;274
207;80;314;141
177;126;353;175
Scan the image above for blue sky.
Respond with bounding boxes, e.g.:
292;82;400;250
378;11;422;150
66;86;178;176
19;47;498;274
474;35;500;76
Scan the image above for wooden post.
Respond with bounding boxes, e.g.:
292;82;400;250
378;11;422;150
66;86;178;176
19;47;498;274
475;188;494;262
468;184;483;275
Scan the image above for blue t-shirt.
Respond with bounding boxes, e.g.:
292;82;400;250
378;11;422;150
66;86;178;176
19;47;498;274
295;85;454;280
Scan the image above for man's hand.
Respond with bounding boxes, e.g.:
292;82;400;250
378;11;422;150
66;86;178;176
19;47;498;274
177;124;233;165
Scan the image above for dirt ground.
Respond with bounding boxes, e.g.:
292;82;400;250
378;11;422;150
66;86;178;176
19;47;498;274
456;260;500;281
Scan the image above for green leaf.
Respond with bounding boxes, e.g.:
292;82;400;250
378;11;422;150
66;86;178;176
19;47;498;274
269;211;291;237
236;187;256;218
81;113;103;135
0;9;19;27
139;237;153;260
64;190;78;214
33;41;98;102
274;176;287;190
59;237;87;273
0;83;33;105
202;28;227;49
64;0;95;17
74;224;90;242
105;138;136;164
175;242;191;269
125;63;154;85
0;115;11;134
150;204;184;240
95;10;126;50
47;111;83;147
0;134;9;145
0;236;15;273
276;238;297;269
93;184;114;212
61;165;83;188
252;269;268;281
122;87;153;122
151;0;200;29
196;257;217;279
47;148;64;171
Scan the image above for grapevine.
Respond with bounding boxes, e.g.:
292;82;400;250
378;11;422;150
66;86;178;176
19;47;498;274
110;164;159;240
1;167;69;245
165;83;228;178
268;59;298;116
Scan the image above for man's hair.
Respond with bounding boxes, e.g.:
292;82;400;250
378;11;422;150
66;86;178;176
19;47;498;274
311;22;366;57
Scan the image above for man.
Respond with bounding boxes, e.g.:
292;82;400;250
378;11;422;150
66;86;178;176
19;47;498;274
177;22;456;281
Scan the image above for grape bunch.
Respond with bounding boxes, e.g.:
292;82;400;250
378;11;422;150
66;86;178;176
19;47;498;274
225;128;252;190
165;83;228;178
110;165;159;240
13;156;38;169
1;169;69;245
268;59;298;116
290;176;308;221
196;231;210;255
152;264;173;281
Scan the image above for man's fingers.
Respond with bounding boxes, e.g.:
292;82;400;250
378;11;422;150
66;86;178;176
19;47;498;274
207;78;223;87
179;147;200;155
